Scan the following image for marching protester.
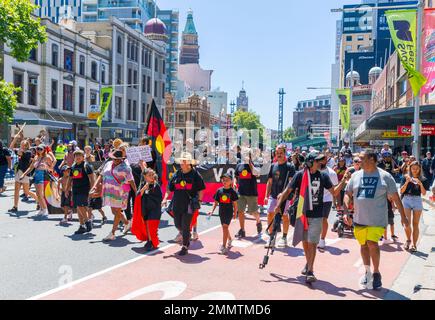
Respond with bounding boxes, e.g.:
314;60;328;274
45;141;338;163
132;168;163;252
66;150;95;234
210;173;239;255
234;148;262;238
92;149;137;241
88;171;107;225
162;152;205;256
54;141;67;174
264;144;295;247
58;166;72;224
0;140;12;194
422;151;433;189
59;142;75;169
93;143;105;162
400;161;426;252
84;145;95;163
334;157;347;209
275;150;348;283
344;149;408;290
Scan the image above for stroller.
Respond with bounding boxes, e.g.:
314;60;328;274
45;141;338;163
332;206;354;238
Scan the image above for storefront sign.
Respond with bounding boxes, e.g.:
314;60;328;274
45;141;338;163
382;131;409;138
370;140;395;146
87;105;100;120
398;125;435;136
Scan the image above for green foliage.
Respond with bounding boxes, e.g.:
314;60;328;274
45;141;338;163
283;127;296;141
0;0;47;123
232;110;265;132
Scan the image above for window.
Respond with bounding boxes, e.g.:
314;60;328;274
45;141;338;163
308;101;312;107
162;60;166;74
79;87;85;113
64;49;74;71
346;35;352;41
13;72;24;103
142;75;146;92
127;41;131;59
51;80;58;109
142;103;146;122
127;99;132;120
325;100;329;105
319;100;323;106
154;57;158;72
91;61;98;81
28;75;38;106
115;97;122;119
191;112;196;122
101;65;106;84
162;82;165;98
314;101;318;107
179;113;185;122
29;48;37;61
357;35;364;41
117;36;122;54
147;76;151;93
128;68;132;86
79;55;85;76
133;70;137;89
154;81;158;97
399;78;407;96
63;84;73;111
132;100;137;121
345;45;352;51
117;64;122;84
142;49;146;66
52;44;59;67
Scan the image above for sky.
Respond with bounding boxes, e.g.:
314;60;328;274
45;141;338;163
158;0;352;130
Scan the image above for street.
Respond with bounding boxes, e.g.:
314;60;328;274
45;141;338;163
1;184;433;300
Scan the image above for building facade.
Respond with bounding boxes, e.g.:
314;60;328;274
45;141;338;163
33;0;82;23
179;9;199;65
293;95;331;137
3;17;110;146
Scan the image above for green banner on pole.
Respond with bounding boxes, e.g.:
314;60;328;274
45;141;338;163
336;88;351;131
96;87;113;127
386;9;427;96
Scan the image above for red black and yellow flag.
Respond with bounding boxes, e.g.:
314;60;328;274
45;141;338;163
292;168;312;247
145;99;172;187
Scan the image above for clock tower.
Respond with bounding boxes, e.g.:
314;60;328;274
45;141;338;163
236;82;249;112
180;9;200;65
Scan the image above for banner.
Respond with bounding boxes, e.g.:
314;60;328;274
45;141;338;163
88;104;100;120
422;8;435;94
126;146;153;164
386;9;427;96
96;87;113;127
336;89;351;131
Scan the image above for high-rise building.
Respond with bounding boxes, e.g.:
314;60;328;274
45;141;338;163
179;9;200;65
32;0;82;24
236;84;249;112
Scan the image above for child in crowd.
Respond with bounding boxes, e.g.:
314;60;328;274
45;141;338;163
209;173;239;255
88;171;107;225
380;198;398;244
58;165;72;224
132;168;163;252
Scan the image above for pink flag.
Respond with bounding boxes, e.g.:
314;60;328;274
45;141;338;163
422;9;435;95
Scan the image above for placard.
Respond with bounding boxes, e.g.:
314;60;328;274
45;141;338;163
126;146;153;164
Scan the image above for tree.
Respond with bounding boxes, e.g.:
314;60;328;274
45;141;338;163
231;110;265;147
283;127;296;142
0;0;47;122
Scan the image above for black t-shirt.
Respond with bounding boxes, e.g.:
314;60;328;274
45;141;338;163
169;169;206;215
130;163;142;189
235;163;258;196
268;162;296;199
94;150;104;162
214;187;239;217
378;160;397;175
289;170;333;218
18;150;32;172
400;176;423;196
141;183;163;220
70;162;93;194
0;147;11;166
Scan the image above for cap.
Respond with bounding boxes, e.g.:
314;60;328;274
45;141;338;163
36;144;46;150
60;165;70;172
381;150;392;157
220;173;233;180
306;150;325;162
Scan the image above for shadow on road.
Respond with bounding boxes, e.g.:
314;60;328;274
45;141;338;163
65;233;96;241
162;252;211;264
321;246;350;256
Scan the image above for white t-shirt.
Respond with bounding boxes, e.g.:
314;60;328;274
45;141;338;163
322;166;338;202
326;157;336;169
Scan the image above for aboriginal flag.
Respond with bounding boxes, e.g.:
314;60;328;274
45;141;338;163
292;168;312;247
145;100;172;187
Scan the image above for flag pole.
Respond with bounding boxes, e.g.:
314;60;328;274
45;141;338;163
413;0;423;161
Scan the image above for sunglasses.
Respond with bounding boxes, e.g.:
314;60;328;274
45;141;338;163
36;148;43;151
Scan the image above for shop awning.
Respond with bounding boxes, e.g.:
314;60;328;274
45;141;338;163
290;137;327;148
88;121;139;131
13;109;72;130
366;105;435;130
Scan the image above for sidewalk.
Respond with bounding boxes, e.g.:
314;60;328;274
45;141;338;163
386;196;435;300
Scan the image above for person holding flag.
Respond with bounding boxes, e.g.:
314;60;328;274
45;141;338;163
274;151;348;283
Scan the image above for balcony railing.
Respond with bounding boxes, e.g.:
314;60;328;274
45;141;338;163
98;0;142;8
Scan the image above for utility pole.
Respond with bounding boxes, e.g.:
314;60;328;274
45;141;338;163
230;100;236;115
278;88;286;143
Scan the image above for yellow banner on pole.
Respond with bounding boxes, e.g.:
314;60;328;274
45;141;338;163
96;87;113;127
336;89;351;131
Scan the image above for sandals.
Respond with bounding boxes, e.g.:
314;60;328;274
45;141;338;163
410;246;417;253
404;240;411;250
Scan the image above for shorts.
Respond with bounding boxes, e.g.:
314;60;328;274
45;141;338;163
387;201;394;226
322;202;333;219
15;170;30;184
72;193;89;208
403;195;423;211
33;170;46;185
354;225;385;246
61;192;72;208
303;218;323;244
219;212;233;226
267;197;290;214
89;197;103;210
238;195;259;213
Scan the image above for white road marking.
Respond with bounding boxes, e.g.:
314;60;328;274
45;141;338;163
28;224;222;300
191;292;235;300
118;281;187;300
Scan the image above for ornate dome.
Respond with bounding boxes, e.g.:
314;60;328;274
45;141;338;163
144;18;167;35
346;71;360;80
369;66;382;76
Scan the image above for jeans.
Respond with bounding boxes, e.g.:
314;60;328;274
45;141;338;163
174;210;194;248
0;165;7;189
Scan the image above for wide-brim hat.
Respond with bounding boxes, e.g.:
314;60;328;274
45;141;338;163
109;150;126;160
175;152;198;165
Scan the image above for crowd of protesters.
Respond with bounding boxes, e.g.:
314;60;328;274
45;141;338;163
1;126;435;289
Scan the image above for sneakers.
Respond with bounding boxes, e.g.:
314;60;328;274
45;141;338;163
235;229;246;239
227;239;233;248
22;196;29;202
256;222;262;234
372;272;382;290
305;271;317;283
276;236;288;248
392;235;399;242
219;245;229;255
74;226;87;235
37;209;48;217
8;207;18;213
178;246;188;256
318;239;326;249
301;264;308;276
382;239;394;245
191;231;199;241
60;218;68;224
85;220;93;232
67;211;73;221
144;241;153;251
103;232;116;241
360;271;373;289
122;220;132;235
174;232;183;243
101;216;108;225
